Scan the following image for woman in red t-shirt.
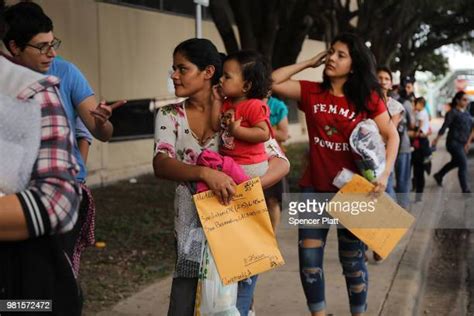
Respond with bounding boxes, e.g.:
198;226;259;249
272;33;399;316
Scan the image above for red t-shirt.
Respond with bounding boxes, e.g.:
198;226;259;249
298;81;387;192
219;98;271;165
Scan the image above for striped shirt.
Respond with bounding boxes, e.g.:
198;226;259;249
15;76;81;237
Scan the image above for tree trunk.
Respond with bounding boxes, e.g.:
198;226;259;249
229;0;257;50
257;0;281;61
272;0;313;69
209;0;239;53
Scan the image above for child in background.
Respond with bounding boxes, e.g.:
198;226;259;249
415;97;431;140
412;97;432;202
265;96;289;231
212;51;273;178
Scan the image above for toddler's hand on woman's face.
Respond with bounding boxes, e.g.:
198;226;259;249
212;84;225;103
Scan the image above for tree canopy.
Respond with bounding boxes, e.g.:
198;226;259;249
209;0;474;78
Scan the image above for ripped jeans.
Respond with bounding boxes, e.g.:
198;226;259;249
298;186;368;314
299;228;368;313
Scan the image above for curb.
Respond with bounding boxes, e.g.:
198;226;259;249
380;140;451;316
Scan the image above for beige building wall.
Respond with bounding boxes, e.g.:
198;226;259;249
31;0;322;186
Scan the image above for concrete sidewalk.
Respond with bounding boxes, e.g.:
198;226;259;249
99;120;461;316
97;205;431;316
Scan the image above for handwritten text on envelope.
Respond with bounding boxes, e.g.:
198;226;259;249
193;178;285;285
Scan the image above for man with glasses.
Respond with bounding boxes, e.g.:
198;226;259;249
0;0;82;313
3;2;125;281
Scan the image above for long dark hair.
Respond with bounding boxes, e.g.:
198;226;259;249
173;38;222;85
322;33;383;114
451;91;466;108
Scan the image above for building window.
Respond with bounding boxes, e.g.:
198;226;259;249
101;0;211;19
109;99;155;142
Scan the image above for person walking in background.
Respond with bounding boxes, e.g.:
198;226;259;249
392;93;414;209
370;66;405;263
432;91;473;193
377;66;405;201
378;67;414;210
398;77;416;106
272;33;399;316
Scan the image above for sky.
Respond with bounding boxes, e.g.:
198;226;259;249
441;46;474;70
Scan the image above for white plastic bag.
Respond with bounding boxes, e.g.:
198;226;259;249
332;168;356;189
349;119;386;181
194;241;239;316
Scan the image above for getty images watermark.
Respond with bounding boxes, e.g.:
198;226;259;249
281;192;474;229
287;196;376;226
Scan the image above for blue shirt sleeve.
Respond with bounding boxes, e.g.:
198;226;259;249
67;62;94;108
75;116;93;143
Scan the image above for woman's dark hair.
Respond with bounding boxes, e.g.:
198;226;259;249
415;96;426;107
376;66;393;81
451;91;466;108
322;33;383;114
2;2;53;53
173;38;222;85
224;50;272;99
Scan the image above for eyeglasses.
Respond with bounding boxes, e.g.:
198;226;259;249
25;38;61;54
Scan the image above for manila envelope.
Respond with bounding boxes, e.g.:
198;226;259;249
327;174;415;259
193;178;285;285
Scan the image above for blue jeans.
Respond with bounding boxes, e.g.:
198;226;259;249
299;228;368;314
394;152;411;209
436;140;470;192
236;275;258;315
385;171;396;201
298;188;368;314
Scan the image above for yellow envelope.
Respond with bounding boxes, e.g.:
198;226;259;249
193;178;285;285
328;174;415;259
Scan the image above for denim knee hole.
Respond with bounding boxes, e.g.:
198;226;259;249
339;249;363;259
348;283;367;296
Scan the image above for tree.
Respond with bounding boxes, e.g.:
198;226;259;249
209;0;474;78
323;0;474;78
209;0;321;69
392;0;474;78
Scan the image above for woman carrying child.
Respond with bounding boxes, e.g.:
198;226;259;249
153;38;289;316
